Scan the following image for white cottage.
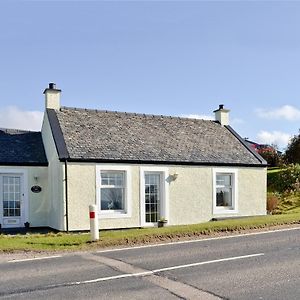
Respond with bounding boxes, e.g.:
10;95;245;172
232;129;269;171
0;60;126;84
0;84;267;231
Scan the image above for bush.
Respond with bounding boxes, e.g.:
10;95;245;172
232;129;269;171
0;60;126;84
268;164;300;193
267;193;279;214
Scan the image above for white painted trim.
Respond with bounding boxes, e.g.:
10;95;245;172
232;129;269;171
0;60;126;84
140;166;169;227
96;165;132;219
213;168;238;215
0;168;28;228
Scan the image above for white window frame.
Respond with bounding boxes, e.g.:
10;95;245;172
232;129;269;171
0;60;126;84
140;166;169;227
213;168;238;214
96;165;132;219
0;168;28;228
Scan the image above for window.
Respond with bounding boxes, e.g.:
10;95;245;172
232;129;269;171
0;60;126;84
100;171;125;211
96;165;132;218
213;169;238;213
216;174;233;208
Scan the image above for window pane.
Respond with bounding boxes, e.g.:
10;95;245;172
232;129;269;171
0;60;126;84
101;188;124;210
145;194;150;203
146;213;150;223
216;174;231;186
216;187;232;207
101;172;124;186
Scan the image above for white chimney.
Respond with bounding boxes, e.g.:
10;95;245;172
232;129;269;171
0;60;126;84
43;83;61;110
213;104;230;126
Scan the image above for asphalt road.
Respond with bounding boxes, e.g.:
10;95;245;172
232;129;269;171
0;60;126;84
0;227;300;299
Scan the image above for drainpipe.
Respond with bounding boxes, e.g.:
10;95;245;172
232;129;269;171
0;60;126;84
64;160;69;232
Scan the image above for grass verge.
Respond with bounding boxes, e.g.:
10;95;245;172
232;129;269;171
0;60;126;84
1;213;300;253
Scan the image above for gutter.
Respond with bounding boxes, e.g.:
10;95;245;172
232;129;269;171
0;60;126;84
59;157;267;168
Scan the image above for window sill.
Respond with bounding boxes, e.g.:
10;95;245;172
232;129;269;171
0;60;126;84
141;223;157;228
213;208;238;215
98;212;131;219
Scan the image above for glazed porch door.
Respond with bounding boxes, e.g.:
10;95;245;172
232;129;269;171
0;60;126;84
0;175;24;228
144;172;162;224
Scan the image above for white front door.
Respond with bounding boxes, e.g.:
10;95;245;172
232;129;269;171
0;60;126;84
0;174;25;228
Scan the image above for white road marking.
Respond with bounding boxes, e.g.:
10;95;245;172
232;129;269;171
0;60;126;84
68;253;264;285
96;226;300;254
72;271;153;285
152;253;264;273
8;255;62;263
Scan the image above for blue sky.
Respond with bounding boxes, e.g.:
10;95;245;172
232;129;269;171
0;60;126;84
1;1;300;150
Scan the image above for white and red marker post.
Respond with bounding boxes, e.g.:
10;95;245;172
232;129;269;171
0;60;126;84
89;204;99;241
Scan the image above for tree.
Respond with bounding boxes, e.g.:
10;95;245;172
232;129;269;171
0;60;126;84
257;147;280;167
285;130;300;164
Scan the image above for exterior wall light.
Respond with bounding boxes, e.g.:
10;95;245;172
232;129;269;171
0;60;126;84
171;173;178;181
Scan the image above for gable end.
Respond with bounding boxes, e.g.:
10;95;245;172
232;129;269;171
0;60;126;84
47;109;69;160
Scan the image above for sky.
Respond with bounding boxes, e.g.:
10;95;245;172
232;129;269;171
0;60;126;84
1;1;300;150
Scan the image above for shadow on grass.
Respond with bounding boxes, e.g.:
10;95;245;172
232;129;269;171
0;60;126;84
25;241;83;247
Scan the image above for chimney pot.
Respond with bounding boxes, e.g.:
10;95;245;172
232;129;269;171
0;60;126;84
49;83;56;89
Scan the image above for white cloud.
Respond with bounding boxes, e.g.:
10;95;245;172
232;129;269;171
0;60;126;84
181;114;213;120
256;130;291;148
256;105;300;121
0;106;43;131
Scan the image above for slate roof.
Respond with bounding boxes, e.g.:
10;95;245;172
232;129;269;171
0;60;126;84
0;128;48;166
48;107;266;167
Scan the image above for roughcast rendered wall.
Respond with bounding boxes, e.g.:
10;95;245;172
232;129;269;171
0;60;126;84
65;163;266;231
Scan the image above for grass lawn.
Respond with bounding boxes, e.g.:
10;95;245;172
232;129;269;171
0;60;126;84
1;213;300;253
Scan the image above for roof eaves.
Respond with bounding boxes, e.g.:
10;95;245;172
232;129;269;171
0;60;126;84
0;162;48;167
61;157;266;168
46;109;69;160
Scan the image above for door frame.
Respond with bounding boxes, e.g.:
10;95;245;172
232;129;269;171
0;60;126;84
0;168;28;228
140;166;169;227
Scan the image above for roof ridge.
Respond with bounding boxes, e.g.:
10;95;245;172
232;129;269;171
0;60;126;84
60;106;214;122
